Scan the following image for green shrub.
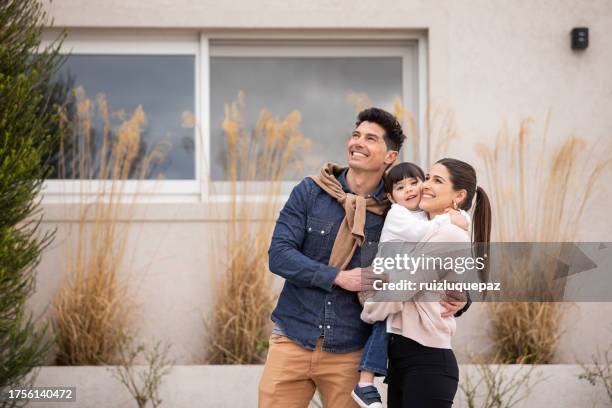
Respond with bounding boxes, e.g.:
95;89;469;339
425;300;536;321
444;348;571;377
0;0;65;405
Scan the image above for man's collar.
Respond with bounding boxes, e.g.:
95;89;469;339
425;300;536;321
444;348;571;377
337;168;387;203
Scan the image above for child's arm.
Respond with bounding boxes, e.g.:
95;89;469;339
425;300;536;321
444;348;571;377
383;204;443;242
444;209;471;231
360;299;403;324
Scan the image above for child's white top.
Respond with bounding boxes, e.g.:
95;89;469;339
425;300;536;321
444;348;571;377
380;203;470;243
375;203;471;346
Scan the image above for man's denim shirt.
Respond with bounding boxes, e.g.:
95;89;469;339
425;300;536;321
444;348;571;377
268;168;387;353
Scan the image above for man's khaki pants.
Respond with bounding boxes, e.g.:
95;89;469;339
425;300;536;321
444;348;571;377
259;334;361;408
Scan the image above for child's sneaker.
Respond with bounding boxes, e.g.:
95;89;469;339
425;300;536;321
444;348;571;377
351;384;383;408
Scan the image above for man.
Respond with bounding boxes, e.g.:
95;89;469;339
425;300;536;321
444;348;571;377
259;108;469;407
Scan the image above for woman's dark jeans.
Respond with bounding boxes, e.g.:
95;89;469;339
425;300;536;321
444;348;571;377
386;334;459;408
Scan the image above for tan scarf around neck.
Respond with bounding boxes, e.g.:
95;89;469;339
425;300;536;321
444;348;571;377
308;162;389;270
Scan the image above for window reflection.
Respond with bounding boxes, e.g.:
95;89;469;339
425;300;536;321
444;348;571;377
210;57;403;181
49;54;195;180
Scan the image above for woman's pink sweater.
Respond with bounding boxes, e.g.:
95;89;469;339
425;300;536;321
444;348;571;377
361;223;470;349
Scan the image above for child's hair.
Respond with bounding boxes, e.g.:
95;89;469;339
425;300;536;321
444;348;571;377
384;162;425;194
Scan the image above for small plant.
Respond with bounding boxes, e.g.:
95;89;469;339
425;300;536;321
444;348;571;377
460;363;544;408
109;336;174;408
578;345;612;404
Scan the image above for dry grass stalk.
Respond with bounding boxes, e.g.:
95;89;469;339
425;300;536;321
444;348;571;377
485;302;563;364
52;87;167;365
427;102;459;162
206;92;311;364
475;115;612;363
392;98;419;163
346;92;373;113
393;98;459;164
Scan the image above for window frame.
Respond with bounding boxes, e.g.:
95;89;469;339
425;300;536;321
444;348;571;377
42;31;202;201
205;34;428;201
40;30;428;203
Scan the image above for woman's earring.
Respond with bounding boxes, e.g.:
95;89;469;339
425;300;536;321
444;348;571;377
453;200;458;210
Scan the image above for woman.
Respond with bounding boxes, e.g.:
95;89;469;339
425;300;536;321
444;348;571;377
362;158;492;408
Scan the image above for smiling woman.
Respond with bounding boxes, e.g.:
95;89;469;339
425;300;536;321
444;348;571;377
361;157;492;408
421;158;492;246
419;162;467;217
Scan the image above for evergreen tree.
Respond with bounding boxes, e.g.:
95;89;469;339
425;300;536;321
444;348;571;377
0;1;65;405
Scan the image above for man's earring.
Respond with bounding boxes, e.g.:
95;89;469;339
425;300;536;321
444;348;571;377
453;200;459;210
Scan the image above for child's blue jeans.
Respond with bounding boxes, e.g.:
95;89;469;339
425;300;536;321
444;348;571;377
359;320;389;376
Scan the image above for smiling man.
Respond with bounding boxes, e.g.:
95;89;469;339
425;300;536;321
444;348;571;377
258;108;468;408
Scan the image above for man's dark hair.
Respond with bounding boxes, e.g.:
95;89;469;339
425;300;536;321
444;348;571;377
355;107;406;152
384;162;425;194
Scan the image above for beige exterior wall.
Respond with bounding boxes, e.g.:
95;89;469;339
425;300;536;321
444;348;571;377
35;0;612;364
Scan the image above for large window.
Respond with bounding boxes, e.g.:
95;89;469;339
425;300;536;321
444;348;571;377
42;32;425;200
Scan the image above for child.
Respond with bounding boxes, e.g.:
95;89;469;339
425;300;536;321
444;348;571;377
351;162;469;408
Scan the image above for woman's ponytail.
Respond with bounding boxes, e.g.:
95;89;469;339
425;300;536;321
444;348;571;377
472;186;492;284
472;186;492;245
